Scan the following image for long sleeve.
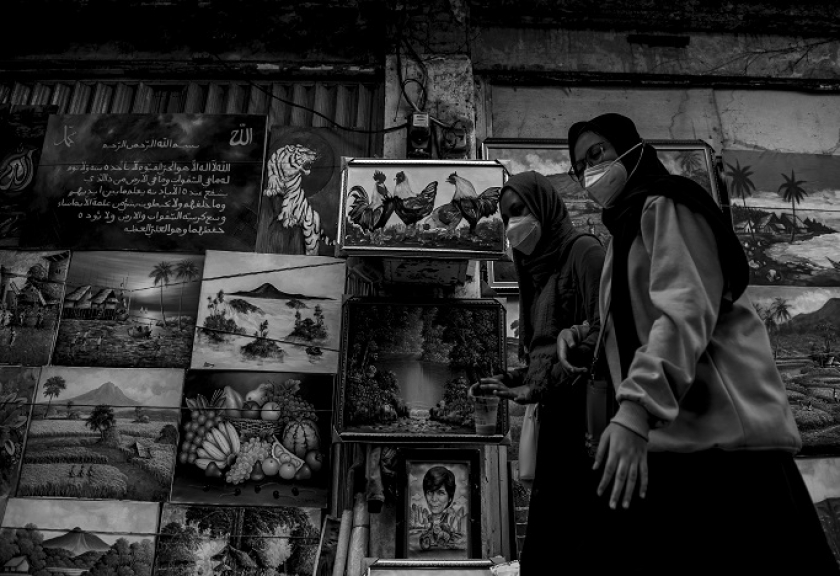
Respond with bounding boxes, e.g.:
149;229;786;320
572;238;605;363
610;197;724;440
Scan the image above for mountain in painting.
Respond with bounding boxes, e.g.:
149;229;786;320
787;298;840;333
42;527;111;555
231;283;332;301
63;382;141;406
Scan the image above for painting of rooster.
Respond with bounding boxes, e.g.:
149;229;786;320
340;159;506;257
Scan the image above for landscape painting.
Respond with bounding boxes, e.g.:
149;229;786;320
0;498;157;576
486;261;517;292
0;367;37;520
17;366;183;501
191;251;345;374
52;251;204;368
723;149;840;286
170;370;332;508
336;298;507;441
481;139;722;246
154;504;321;576
797;457;840;567
0;249;69;365
747;286;840;455
502;296;523;370
257;127;368;256
339;159;507;259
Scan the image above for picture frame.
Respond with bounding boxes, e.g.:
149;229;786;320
364;559;493;575
338;158;508;259
396;449;481;561
481;138;724;290
334;297;508;443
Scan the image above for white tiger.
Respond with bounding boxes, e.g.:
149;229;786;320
263;143;332;255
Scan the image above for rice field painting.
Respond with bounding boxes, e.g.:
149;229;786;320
797;457;840;568
17;366;183;501
0;249;69;366
0;367;37;520
52;251;204;368
723;150;840;286
191;251;345;374
0;498;158;576
748;286;840;455
154;504;321;576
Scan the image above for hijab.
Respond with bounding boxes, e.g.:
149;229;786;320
567;113;749;378
505;171;582;358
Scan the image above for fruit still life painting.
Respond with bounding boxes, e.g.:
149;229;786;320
170;371;332;508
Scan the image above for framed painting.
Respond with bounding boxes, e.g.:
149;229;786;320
52;250;204;368
0;249;69;366
154;504;321;576
722;149;840;286
21;113;266;252
797;457;840;566
396;449;481;561
364;560;493;575
338;159;507;259
0;498;158;574
485;261;517;293
170;370;332;508
747;285;840;456
18;366;183;501
335;297;508;443
0;367;37;520
257;126;369;256
481;138;723;246
191;251;345;374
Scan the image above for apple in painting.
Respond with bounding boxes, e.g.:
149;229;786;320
241;401;261;419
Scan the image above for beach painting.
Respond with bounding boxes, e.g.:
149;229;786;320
154;504;321;576
191;251;345;373
0;498;158;576
0;367;37;520
52;251;204;368
0;249;69;366
747;286;840;455
723;150;840;286
17;366;183;501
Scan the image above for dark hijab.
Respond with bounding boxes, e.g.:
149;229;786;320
567;113;749;378
505;171;581;357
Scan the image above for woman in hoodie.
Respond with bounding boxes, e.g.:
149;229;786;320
473;171;605;574
560;113;837;572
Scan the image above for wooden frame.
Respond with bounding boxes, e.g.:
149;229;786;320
334;297;508;443
396;449;481;561
364;559;493;575
480;138;724;291
338;158;508;259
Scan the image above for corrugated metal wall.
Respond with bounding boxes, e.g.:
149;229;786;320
0;79;385;153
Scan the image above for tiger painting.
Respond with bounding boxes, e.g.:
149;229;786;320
263;143;332;255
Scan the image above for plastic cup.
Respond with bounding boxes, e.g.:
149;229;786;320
473;395;500;435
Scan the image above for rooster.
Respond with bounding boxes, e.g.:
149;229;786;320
447;172;501;234
392;171;438;227
347;170;396;232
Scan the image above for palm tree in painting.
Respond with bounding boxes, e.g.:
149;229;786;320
174;260;200;331
769;297;792;332
42;375;66;419
676;150;703;176
778;170;808;242
725;160;757;239
149;262;173;327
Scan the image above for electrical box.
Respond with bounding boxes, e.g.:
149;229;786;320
406;112;431;158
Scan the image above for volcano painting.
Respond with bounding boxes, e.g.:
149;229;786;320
17;366;183;501
748;286;840;455
191;251;345;373
0;498;157;576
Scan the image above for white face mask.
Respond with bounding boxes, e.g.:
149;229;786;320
583;142;644;208
506;215;541;256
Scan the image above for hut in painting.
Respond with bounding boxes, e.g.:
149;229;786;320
62;285;92;319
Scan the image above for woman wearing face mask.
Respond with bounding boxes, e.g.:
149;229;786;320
559;113;837;573
472;170;605;574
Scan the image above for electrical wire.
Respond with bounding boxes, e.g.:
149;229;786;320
208;53;407;135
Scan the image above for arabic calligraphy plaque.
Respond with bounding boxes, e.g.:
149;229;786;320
20;113;266;251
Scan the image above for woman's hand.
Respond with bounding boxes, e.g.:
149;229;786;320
470;376;536;405
593;423;649;509
557;326;589;376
